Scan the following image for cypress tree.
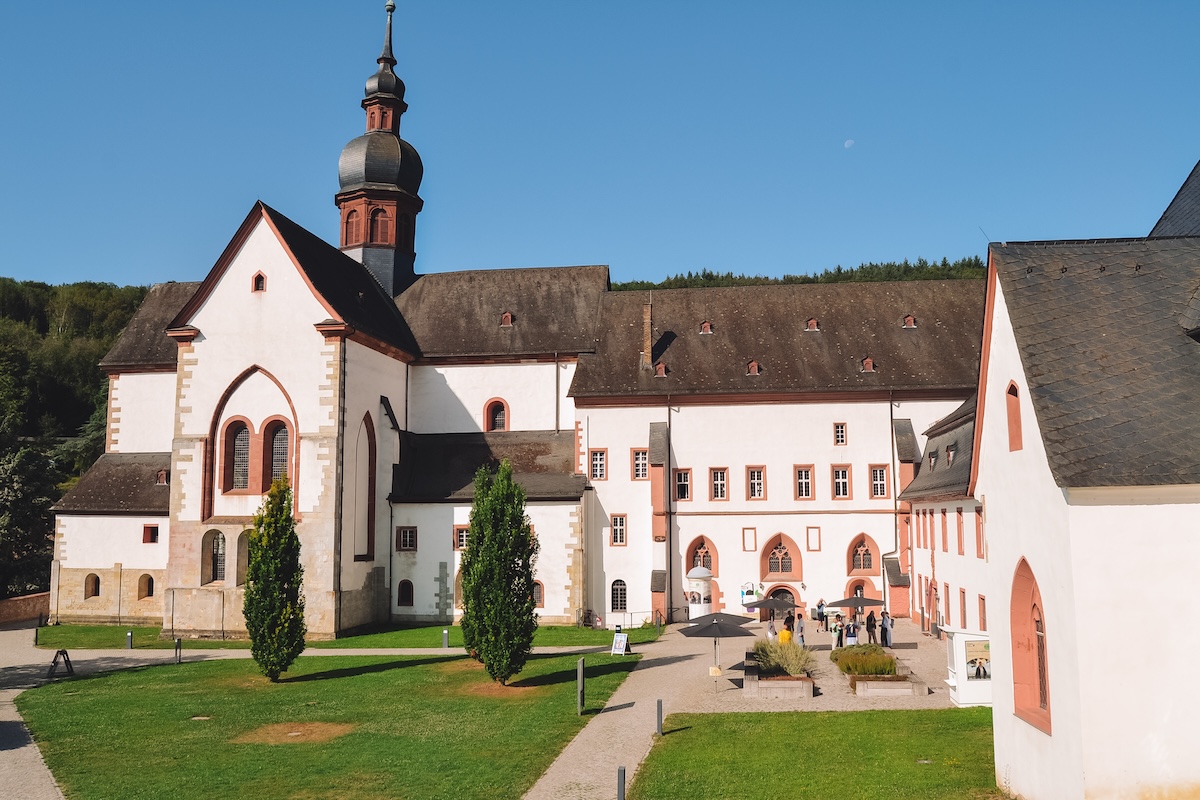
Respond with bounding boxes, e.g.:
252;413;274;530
459;460;539;684
243;477;306;681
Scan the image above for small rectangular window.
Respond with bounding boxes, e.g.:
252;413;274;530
794;465;813;500
674;469;691;501
453;525;469;551
956;507;965;555
632;449;649;480
960;588;967;629
975;507;985;559
979;595;988;631
747;467;765;500
143;525;159;544
832;466;850;499
742;527;757;551
806;526;821;551
870;465;888;498
610;515;626;546
397;526;417;551
834;422;847;445
589;449;607;481
710;468;727;501
941;509;948;552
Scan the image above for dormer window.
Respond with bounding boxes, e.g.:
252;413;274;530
861;356;876;373
746;360;761;376
156;469;169;486
251;273;266;292
805;318;820;332
500;311;513;328
928;449;938;470
946;444;957;466
699;320;713;334
654;362;667;378
903;314;917;329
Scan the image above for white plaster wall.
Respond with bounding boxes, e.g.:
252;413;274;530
408;361;576;433
973;280;1084;800
388;501;578;621
58;516;170;570
579;397;965;620
1068;495;1200;799
212;371;294;520
910;503;989;631
109;372;177;453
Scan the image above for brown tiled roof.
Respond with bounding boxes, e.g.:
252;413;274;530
1150;160;1200;237
898;394;975;502
991;238;1200;487
99;282;199;370
394;266;608;358
389;431;584;502
53;453;171;515
571;280;984;398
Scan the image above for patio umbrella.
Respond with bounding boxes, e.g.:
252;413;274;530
688;612;754;627
679;617;756;669
742;596;798;613
826;597;885;610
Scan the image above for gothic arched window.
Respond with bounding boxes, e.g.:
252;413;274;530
768;543;792;574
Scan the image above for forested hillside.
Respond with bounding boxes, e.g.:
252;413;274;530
611;256;985;290
0;278;147;598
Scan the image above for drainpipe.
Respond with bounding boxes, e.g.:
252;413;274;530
665;395;674;623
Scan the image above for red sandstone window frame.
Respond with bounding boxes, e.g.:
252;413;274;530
484;398;509;432
631;449;649;480
610;514;627;546
533;581;544;608
833;422;848;446
453;525;469;551
869;464;890;499
956;507;965;555
831;465;852;500
979;595;987;631
794;464;814;500
941;509;949;552
960;588;967;628
589;449;608;481
975;507;985;559
673;468;692;501
746;466;766;501
143;524;159;544
251;272;267;292
1006;381;1023;452
709;468;728;501
1011;558;1051;733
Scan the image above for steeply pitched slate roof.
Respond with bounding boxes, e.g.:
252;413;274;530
261;205;419;355
884;557;910;588
394;266;608;358
389;431;584;502
893;419;920;463
168;202;418;357
99;282;200;370
899;395;975;502
570;281;984;398
1150;160;1200;237
53;453;171;515
991;238;1200;487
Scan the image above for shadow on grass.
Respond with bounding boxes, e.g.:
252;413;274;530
509;658;637;688
282;654;463;682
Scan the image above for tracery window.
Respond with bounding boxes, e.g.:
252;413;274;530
767;543;792;574
270;424;288;483
231;424;250;489
853;541;872;571
692;542;712;570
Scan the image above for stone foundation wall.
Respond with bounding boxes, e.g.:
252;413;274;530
50;565;165;626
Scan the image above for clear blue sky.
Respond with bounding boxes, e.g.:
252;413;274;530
2;2;1199;287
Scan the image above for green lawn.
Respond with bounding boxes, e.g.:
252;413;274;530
17;652;638;800
34;622;660;651
629;708;1000;800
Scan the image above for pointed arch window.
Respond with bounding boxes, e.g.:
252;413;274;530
853;541;872;571
1006;382;1023;451
768;543;792;574
1011;558;1051;733
692;542;712;570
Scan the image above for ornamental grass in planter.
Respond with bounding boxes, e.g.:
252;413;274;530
831;644;897;677
751;640;815;678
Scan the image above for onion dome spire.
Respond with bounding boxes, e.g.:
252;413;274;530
366;0;405;101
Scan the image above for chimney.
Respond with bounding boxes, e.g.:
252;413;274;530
641;302;653;369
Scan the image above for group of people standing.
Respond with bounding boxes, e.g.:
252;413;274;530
767;598;896;649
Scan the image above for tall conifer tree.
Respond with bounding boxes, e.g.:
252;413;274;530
459;460;539;684
243;477;306;681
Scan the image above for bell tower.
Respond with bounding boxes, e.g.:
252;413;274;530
335;0;424;295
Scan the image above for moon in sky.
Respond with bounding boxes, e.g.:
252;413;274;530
844;139;855;149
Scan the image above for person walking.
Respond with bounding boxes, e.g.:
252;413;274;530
817;599;827;632
795;612;805;647
881;611;893;647
779;619;793;645
866;611;878;644
832;614;844;648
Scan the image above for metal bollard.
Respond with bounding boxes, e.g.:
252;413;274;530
577;657;585;716
657;699;663;736
617;766;626;800
175;638;182;664
126;630;133;650
443;628;449;649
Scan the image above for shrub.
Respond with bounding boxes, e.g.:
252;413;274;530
837;652;897;676
830;643;886;664
752;639;815;677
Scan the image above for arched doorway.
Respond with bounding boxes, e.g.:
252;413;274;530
756;584;798;622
